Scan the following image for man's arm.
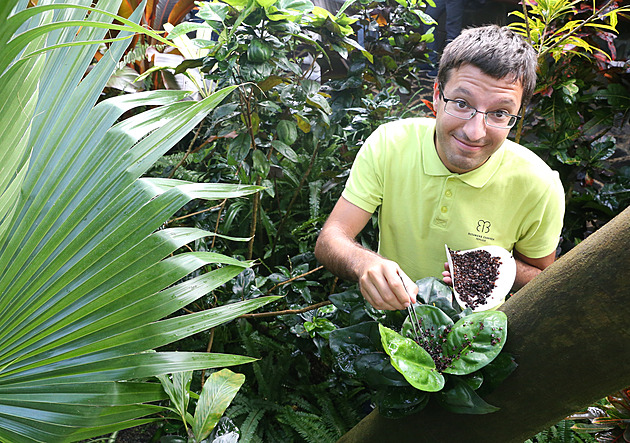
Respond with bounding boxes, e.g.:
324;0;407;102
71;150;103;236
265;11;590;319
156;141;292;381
314;197;417;310
512;249;556;290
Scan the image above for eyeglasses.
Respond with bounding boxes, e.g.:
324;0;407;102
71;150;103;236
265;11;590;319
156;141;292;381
439;89;521;129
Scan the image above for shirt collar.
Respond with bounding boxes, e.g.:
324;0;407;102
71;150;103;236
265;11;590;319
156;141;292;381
422;121;505;188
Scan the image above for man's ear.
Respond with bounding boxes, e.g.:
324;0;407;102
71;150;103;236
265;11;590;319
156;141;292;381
432;81;440;108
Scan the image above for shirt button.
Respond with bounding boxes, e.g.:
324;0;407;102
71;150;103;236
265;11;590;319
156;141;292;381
441;206;448;213
445;190;452;197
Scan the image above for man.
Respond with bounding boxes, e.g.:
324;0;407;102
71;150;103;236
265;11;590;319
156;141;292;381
314;25;565;311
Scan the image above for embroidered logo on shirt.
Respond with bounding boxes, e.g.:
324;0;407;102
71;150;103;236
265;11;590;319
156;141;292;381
477;219;491;234
467;219;496;242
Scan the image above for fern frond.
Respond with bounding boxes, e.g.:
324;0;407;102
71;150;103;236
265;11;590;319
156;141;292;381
238;408;265;443
277;409;339;443
315;390;359;436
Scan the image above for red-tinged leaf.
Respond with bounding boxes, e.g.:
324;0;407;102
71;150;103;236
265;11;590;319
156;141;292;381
421;99;435;116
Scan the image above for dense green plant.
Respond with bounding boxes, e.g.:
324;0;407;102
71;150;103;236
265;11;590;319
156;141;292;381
525;419;597;443
569;387;630;442
509;0;630;252
329;278;516;418
337;0;436;94
0;0;280;441
130;0;630;440
156;369;245;442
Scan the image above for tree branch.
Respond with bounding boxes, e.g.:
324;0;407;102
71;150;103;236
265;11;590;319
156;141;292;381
239;300;332;319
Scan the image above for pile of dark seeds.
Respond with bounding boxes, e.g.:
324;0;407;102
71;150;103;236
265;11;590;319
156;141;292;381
449;248;502;310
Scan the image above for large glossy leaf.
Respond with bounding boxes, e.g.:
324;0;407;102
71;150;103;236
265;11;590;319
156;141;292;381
436;378;500;414
442;311;508;375
328;321;406;386
401;304;454;343
0;1;276;441
378;324;445;392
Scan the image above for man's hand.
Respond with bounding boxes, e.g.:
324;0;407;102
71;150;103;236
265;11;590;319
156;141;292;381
315;197;418;311
358;258;418;310
442;261;452;286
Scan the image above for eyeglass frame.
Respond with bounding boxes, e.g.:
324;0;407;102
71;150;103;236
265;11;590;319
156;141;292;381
438;85;521;129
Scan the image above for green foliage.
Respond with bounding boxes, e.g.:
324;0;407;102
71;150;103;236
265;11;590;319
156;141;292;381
219;318;367;442
525;419;597;443
157;369;246;442
131;0;628;439
0;0;281;441
510;0;630;252
568;387;630;443
329;278;515;417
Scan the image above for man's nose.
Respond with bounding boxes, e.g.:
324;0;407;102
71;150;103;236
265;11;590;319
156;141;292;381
462;112;487;141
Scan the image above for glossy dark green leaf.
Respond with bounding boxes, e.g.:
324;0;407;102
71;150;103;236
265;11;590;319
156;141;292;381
328;321;383;377
415;277;460;318
328;289;373;324
373;386;430;418
436;378;500;414
443;311;508;375
477;352;518;396
379;324;445;392
353;353;408;387
401;304;454;343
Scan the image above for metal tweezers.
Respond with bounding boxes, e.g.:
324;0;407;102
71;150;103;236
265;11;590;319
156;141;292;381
401;276;423;343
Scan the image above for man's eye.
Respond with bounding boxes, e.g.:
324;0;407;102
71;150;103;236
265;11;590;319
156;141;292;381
489;111;509;119
454;100;469;110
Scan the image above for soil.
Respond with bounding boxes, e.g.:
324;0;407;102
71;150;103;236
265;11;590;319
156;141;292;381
114;423;160;442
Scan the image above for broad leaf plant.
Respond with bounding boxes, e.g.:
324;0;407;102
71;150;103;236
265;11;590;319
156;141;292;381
0;0;280;441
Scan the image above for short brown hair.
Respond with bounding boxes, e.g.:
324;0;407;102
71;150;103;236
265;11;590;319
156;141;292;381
437;25;538;107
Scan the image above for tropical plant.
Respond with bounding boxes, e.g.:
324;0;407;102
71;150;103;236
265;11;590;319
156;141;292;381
156;368;246;442
525;419;597;443
569;387;630;442
103;0;200;93
509;0;630;253
329;278;516;418
0;0;279;441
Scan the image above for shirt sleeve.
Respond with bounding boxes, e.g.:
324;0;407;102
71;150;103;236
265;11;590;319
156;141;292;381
514;172;565;258
341;126;386;214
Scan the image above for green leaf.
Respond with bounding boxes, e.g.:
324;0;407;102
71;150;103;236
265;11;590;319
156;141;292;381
443;311;508;375
271;140;298;162
379;324;445;392
436;378;500;414
401;304;454;343
192;369;245;441
414;277;459;318
0;1;276;440
157;371;193;427
252;148;270;178
306;92;332;114
329;321;406;386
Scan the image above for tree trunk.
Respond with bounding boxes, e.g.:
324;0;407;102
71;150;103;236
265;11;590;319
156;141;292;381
338;206;630;443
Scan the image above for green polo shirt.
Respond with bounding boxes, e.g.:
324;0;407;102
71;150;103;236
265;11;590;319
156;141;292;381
342;117;565;281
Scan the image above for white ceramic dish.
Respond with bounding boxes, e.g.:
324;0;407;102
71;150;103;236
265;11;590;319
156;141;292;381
444;244;516;312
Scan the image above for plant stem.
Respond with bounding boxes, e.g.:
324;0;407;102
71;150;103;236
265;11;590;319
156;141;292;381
239;300;332;318
265;265;324;294
168;122;203;179
271;142;320;254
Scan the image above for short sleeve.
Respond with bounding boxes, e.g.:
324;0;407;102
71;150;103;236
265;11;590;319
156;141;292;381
514;173;565;258
341;126;386;214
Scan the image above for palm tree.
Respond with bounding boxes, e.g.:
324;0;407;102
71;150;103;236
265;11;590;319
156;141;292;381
0;1;276;441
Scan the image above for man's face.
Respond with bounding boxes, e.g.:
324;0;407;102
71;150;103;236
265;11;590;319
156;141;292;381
433;64;523;174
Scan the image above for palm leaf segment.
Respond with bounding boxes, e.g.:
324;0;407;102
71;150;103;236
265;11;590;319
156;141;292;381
0;1;276;441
